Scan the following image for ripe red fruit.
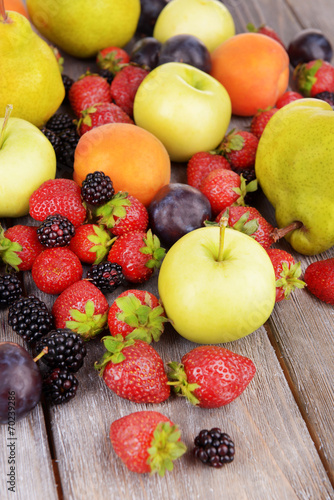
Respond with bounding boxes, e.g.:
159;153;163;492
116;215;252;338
2;225;43;271
52;280;109;340
107;230;165;283
250;108;278;139
69;73;111;117
96;335;170;404
275;90;303;108
267;248;305;302
110;411;187;475
96;46;130;73
95;192;149;236
304;258;334;305
107;289;168;342
216;206;275;250
110;65;149;117
186;151;231;190
32;247;83;295
77;102;133;136
29;179;87;228
168;345;256;408
69;224;113;264
247;23;285;48
293;59;334;97
220;129;259;170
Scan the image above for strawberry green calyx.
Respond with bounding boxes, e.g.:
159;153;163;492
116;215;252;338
141;230;166;269
147;421;187;477
167;362;201;406
0;225;22;271
95;334;135;374
87;225;114;264
117;292;168;343
76;106;98;130
97;52;126;74
219;128;244;154
294;59;323;96
276;261;306;299
222;208;259;236
232;175;258;206
95;192;131;229
66;300;108;341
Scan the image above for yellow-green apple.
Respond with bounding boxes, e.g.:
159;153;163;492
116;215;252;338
0;115;56;217
26;0;140;58
153;0;235;52
133;62;232;162
255;98;334;255
158;225;276;344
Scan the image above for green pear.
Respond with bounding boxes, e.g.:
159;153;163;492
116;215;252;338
255;98;334;255
26;0;141;58
0;9;65;128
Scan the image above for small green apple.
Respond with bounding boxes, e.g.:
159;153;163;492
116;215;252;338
0;115;56;217
255;98;334;255
133;62;232;162
153;0;235;52
158;225;276;344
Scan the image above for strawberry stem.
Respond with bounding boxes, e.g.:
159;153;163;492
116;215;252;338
217;217;228;262
271;221;304;242
0;104;13;149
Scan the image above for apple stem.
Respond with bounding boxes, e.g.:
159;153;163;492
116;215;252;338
217;216;228;262
0;0;10;23
270;221;304;243
0;104;13;150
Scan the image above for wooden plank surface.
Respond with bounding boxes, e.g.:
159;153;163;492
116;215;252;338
1;0;334;498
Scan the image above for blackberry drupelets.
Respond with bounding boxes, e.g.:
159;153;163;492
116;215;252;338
86;262;125;293
8;295;53;345
43;368;78;404
0;274;23;309
194;428;235;468
81;171;115;206
37;213;75;248
46;112;76;133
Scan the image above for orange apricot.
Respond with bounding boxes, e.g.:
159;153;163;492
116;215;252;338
4;0;29;17
73;123;171;207
210;33;289;116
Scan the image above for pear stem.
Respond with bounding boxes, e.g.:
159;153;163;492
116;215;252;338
270;221;304;243
0;104;13;150
0;0;9;22
217;217;228;262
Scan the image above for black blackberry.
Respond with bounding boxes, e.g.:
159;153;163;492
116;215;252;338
314;91;334;109
81;171;115;206
234;168;257;183
194;428;235;468
41;127;63;155
86;262;125;292
37;213;75;248
62;74;75;97
0;274;23;309
43;368;78;405
35;329;87;373
99;68;114;85
57;128;80;169
8;295;53;345
46;113;76;134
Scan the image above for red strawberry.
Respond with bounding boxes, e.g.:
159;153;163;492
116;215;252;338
96;46;130;73
52;280;109;340
216;206;275;250
95;335;170;404
107;289;168;342
293;60;334;97
77;102;133;136
200;169;257;215
247;23;285;48
168;345;256;408
219;129;259;170
186;151;231;190
4;225;44;271
95;192;149;236
69;72;111;117
0;224;23;271
107;230;165;283
32;247;83;295
29;179;87;228
267;249;305;302
110;65;149;117
250;107;278;139
276;90;303;108
69;224;113;264
304;258;334;305
109;411;186;475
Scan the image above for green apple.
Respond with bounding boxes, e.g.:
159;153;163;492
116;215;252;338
153;0;235;52
158;225;276;344
26;0;140;58
0;114;56;217
133;62;232;162
255;98;334;255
